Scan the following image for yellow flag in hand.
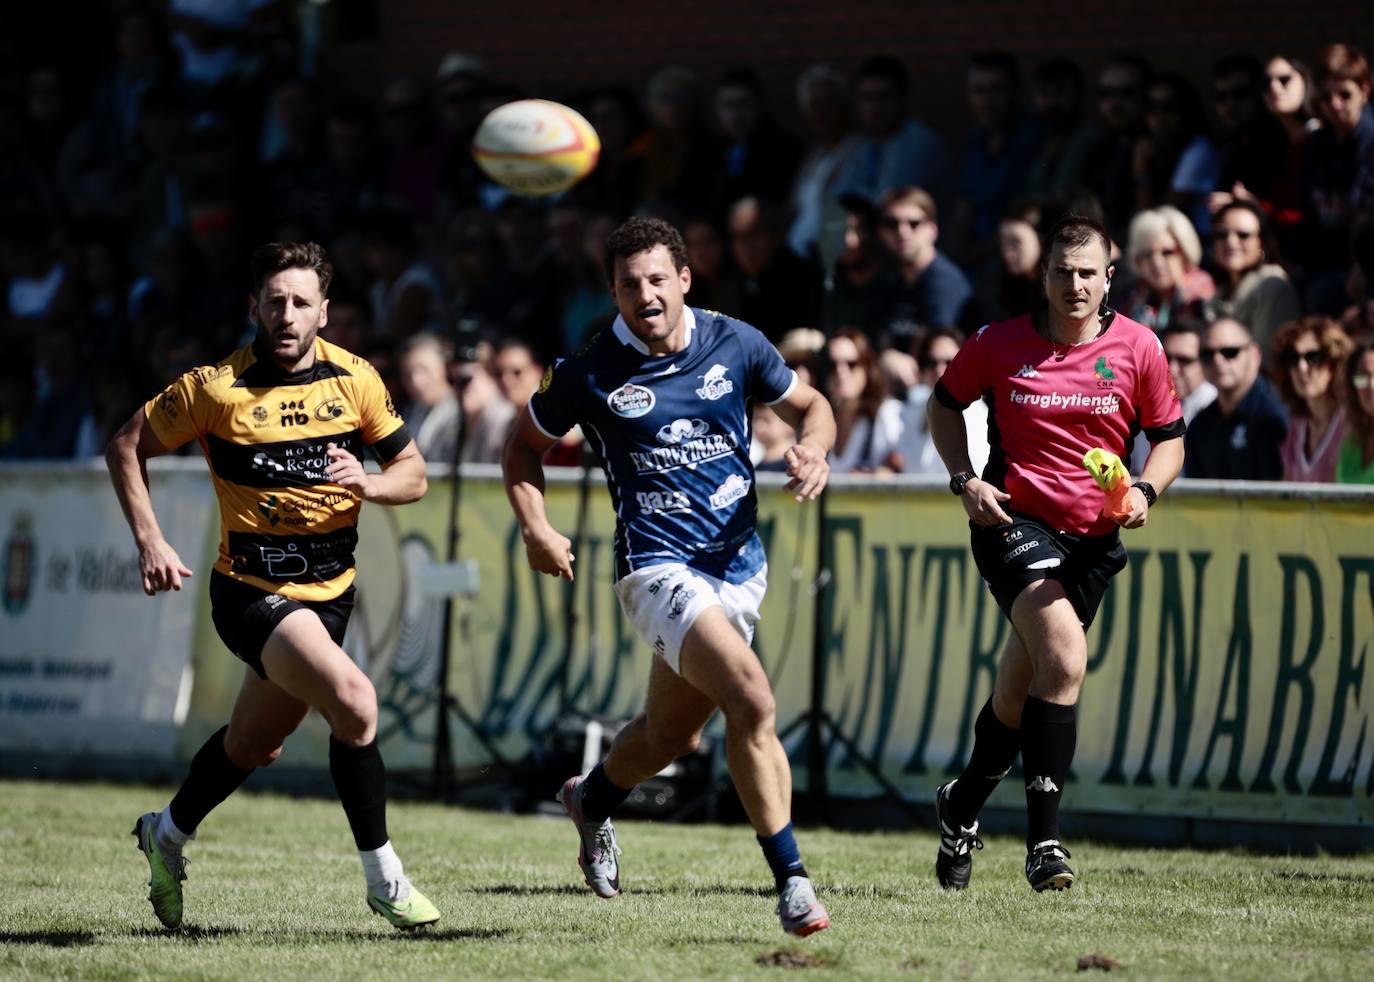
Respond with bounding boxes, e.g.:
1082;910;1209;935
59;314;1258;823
1082;448;1132;520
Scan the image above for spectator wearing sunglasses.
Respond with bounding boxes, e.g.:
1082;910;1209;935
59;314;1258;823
1271;317;1354;481
1129;320;1217;473
1336;342;1374;483
826;327;904;473
1210;53;1288;210
1204;199;1300;358
873;186;972;349
1184;317;1288;479
1124;206;1214;331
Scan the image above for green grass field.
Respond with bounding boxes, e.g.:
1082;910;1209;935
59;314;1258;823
2;779;1372;980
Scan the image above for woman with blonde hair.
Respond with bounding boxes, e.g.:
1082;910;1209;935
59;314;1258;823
1271;316;1353;482
1124;206;1214;330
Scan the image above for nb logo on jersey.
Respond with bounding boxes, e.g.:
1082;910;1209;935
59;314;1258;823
279;400;309;427
1026;776;1060;793
1015;365;1039;379
695;364;734;400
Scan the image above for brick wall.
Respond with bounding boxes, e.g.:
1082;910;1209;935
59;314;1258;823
376;0;1373;136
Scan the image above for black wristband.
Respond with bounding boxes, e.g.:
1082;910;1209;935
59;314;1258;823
1132;480;1157;507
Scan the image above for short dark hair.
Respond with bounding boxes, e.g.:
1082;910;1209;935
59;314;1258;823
250;241;333;297
1044;214;1112;262
603;217;688;282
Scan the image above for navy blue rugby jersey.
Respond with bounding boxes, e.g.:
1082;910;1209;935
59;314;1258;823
529;306;796;583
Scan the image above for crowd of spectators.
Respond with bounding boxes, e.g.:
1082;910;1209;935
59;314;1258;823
1;4;1372;485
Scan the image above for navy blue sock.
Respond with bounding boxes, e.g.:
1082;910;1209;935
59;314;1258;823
578;763;633;823
757;823;808;892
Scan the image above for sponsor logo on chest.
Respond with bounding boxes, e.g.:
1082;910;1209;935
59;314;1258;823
695;364;734;400
629;417;739;473
709;474;752;510
608;383;656;418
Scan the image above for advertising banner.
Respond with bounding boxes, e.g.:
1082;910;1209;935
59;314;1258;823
8;461;1372;831
0;465;215;759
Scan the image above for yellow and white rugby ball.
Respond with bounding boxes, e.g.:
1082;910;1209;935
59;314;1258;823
472;99;600;197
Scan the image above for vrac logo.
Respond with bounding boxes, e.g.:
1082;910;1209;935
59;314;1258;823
607;383;655;418
279;400;309;426
695;363;734;400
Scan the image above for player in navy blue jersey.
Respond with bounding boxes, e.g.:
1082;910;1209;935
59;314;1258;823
502;217;836;936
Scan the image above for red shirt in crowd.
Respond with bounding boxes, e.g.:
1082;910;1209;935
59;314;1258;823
936;310;1184;536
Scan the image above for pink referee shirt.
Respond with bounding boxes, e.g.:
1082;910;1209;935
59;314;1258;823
937;311;1184;536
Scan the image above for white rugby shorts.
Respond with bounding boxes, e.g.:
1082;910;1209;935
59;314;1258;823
613;562;767;673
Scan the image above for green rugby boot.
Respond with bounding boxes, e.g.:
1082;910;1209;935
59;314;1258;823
132;812;187;929
367;881;441;930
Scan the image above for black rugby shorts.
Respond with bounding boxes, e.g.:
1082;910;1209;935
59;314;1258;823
209;571;355;680
969;513;1127;628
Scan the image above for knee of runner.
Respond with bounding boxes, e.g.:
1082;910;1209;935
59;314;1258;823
331;671;378;744
1037;652;1087;692
723;683;776;735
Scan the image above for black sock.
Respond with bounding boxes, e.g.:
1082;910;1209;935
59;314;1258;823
578;762;633;823
168;725;253;835
329;736;389;851
1021;695;1077;848
947;697;1021;828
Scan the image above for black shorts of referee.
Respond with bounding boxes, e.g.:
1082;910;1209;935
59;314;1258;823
969;512;1127;628
209;571;355;680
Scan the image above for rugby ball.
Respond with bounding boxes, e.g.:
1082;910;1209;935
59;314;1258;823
472;99;600;197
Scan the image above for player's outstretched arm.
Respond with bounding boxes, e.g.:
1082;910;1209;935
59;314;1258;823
772;381;835;502
502;406;576;581
105;409;193;596
326;439;427;504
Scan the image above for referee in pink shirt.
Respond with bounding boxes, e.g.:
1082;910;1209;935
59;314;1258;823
927;214;1185;893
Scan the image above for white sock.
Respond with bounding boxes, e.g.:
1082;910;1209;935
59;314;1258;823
359;840;408;900
155;808;192;850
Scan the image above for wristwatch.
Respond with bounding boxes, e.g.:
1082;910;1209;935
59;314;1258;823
949;471;977;496
1131;480;1157;507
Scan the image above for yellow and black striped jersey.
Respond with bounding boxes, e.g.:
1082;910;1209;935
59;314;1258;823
145;336;412;602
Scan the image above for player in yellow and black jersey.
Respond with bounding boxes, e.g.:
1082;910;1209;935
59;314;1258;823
106;242;441;932
145;325;408;603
